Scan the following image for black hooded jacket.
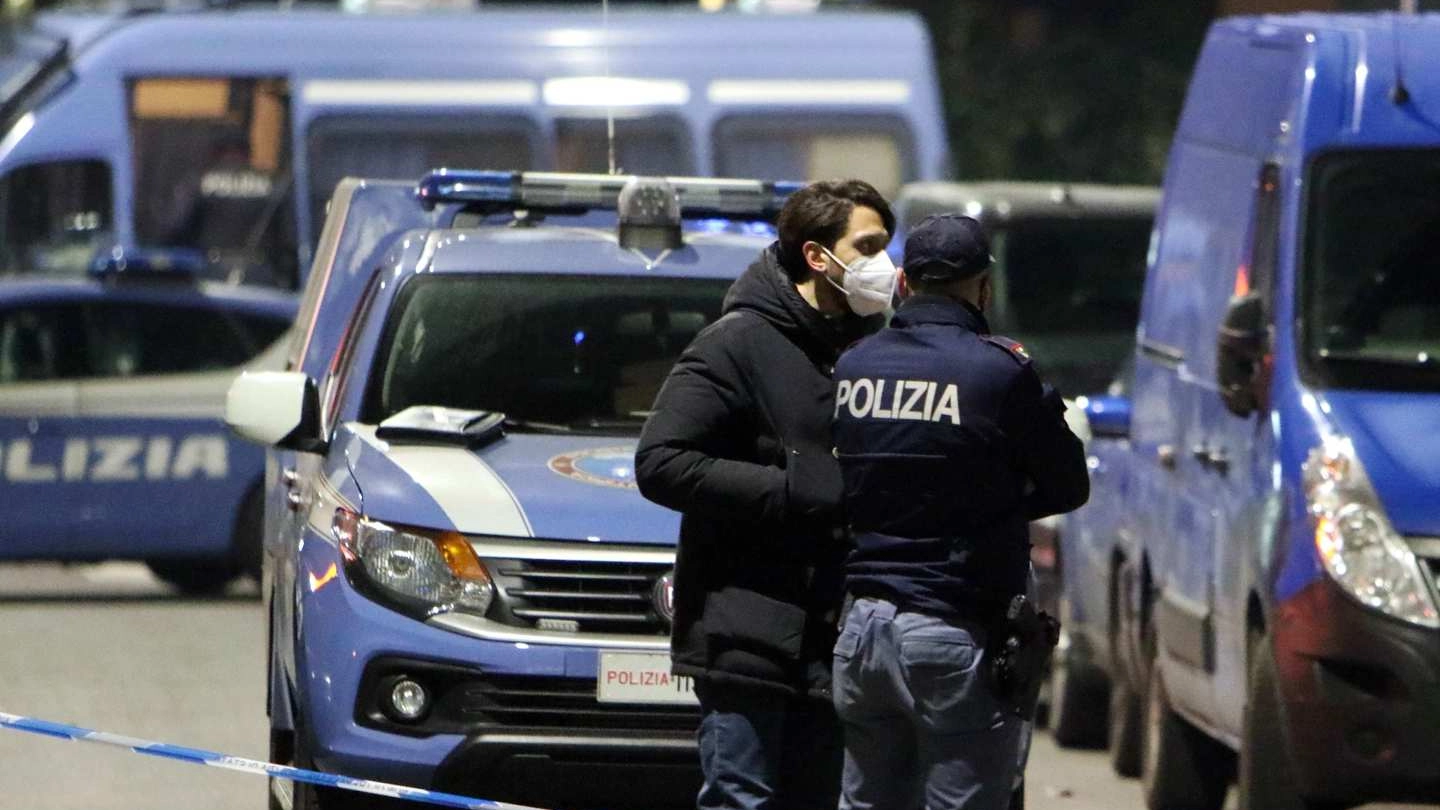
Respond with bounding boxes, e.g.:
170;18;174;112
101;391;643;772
636;243;878;697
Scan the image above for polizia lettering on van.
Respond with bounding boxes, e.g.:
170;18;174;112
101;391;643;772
0;435;229;483
835;378;962;425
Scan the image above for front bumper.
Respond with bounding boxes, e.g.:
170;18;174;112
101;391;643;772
293;534;700;806
1273;578;1440;804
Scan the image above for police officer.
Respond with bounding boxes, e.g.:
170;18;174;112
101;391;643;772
830;214;1089;810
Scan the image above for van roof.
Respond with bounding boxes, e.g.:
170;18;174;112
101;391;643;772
898;181;1160;222
35;6;932;78
1200;12;1440;150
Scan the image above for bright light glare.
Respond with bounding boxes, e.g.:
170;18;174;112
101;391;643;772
543;77;690;107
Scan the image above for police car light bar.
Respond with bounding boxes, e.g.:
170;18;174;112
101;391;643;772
416;169;802;220
89;245;207;280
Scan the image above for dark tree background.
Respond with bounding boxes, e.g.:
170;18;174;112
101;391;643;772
877;0;1426;184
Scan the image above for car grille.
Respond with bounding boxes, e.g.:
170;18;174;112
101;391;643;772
456;674;698;731
483;554;673;636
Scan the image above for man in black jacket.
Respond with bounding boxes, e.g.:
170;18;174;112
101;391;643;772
636;180;896;810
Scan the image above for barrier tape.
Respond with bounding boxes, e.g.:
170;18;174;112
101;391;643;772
0;712;545;810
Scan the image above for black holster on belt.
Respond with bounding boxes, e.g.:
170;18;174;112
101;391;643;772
988;595;1060;721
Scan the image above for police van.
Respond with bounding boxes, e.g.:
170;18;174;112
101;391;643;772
1;4;948;289
226;170;801;809
1059;13;1440;809
0;249;295;591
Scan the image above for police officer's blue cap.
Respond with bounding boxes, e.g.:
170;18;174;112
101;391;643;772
903;214;994;282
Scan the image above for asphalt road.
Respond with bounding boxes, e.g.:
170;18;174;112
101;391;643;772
0;562;1147;810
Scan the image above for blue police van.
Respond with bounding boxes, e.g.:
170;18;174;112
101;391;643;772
1059;12;1440;809
226;170;800;809
0;252;296;590
1;4;947;290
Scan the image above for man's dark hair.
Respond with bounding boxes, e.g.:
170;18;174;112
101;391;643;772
776;179;895;283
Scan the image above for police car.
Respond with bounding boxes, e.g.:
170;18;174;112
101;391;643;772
0;249;296;591
226;170;798;809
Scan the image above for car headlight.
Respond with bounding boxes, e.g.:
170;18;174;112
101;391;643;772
333;508;494;617
1303;436;1438;628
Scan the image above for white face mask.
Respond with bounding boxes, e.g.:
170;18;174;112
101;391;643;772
820;246;896;317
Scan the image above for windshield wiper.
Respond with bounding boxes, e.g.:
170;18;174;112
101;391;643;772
1317;349;1437;368
568;416;648;433
502;417;573;434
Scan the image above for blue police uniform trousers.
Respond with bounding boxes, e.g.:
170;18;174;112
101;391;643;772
833;597;1023;810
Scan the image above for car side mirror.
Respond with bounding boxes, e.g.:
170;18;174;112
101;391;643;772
1083;395;1131;440
225;371;326;452
1216;292;1268;417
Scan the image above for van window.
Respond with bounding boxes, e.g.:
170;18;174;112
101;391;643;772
714;116;911;197
85;303;289;377
0;160;112;276
129;77;298;289
365;274;731;427
555;118;693;176
1303;150;1440;391
989;216;1152;396
0;306;87;383
306;115;536;235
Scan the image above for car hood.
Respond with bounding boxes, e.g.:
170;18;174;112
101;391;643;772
1320;390;1440;537
336;424;680;545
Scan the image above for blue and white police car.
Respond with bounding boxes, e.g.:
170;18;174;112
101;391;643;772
0;249;295;591
227;170;797;809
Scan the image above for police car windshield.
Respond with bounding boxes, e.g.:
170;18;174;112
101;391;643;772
986;216;1151;396
1304;150;1440;392
363;274;732;432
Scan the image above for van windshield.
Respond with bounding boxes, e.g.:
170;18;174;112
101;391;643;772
363;274;731;432
128;77;298;289
1304;150;1440;391
987;216;1152;396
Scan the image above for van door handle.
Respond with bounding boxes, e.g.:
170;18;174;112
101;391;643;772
1191;443;1210;463
1206;448;1230;475
282;468;306;511
1157;444;1178;470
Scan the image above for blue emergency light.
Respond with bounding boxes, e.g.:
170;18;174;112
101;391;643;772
415;169;802;221
89;245;206;280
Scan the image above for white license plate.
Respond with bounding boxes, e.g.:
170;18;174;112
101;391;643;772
597;651;698;705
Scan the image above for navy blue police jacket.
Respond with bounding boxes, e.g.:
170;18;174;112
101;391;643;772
833;293;1089;620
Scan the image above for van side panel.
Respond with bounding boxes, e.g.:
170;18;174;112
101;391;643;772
1134;24;1302;731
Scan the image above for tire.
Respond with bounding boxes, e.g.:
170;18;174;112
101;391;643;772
1140;664;1230;810
146;559;240;595
1108;562;1144;777
1238;632;1343;810
1008;779;1024;810
1107;671;1144;777
1049;636;1109;748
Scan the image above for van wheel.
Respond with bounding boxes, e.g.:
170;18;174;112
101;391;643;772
1140;663;1230;810
1239;632;1342;810
1049;602;1109;748
147;560;239;595
1108;672;1143;777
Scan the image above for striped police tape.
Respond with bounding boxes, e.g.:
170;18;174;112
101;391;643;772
0;711;544;810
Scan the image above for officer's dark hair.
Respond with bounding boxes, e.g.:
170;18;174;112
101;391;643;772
776;180;895;283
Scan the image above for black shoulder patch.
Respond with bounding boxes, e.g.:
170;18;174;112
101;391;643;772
982;334;1032;365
